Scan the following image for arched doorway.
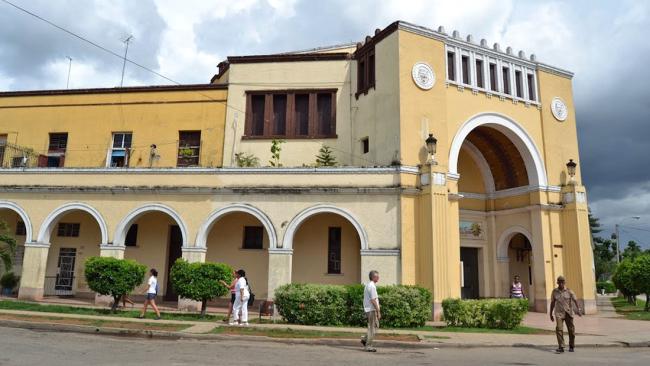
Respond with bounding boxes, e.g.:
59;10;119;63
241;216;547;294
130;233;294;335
114;204;188;302
508;233;534;302
0;202;32;284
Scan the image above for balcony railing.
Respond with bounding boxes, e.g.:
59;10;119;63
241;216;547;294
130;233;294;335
0;142;41;168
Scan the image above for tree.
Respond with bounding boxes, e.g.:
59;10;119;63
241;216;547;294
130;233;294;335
632;254;650;311
315;145;337;167
622;240;643;261
588;211;602;237
170;259;233;317
0;221;17;273
84;256;147;312
269;139;285;167
612;259;640;305
593;237;617;280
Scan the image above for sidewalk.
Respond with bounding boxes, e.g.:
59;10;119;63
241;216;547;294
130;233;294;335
0;295;648;349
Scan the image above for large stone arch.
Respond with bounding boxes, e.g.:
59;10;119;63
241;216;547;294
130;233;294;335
282;204;369;250
461;141;496;194
496;225;533;262
0;201;34;243
113;203;189;247
37;202;108;245
449;112;548;187
196;203;277;249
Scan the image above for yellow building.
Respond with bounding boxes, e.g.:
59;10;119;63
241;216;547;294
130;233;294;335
0;21;595;318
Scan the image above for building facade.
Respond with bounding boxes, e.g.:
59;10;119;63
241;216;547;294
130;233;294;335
0;21;596;318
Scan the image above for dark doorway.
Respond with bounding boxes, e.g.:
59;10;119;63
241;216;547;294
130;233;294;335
164;225;183;301
460;247;480;299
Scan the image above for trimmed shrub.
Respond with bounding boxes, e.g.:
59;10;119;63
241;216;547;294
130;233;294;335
442;298;529;329
170;259;233;317
274;283;432;328
0;271;20;292
596;281;616;294
84;256;147;312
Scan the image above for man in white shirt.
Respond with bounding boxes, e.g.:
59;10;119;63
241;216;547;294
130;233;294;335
361;270;380;352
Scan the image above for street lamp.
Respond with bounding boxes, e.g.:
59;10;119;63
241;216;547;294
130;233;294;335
425;134;437;165
615;216;641;263
566;159;577;184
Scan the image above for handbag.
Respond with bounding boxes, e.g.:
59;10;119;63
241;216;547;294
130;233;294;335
247;281;255;306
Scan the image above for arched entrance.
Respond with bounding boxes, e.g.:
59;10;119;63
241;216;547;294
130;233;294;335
114;204;188;302
507;233;534;302
285;206;364;285
38;203;106;298
199;205;276;299
0;201;32;283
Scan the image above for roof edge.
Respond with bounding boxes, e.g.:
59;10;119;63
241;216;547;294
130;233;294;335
227;52;351;64
0;84;227;98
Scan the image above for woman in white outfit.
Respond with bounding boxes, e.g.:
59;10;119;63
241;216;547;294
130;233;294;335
229;269;250;326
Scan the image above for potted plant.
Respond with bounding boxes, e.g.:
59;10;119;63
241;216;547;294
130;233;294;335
0;272;20;296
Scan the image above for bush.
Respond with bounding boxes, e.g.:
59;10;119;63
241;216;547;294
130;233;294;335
170;259;233;317
84;256;147;312
0;271;20;290
612;259;640;304
596;281;616;294
442;298;529;329
274;283;432;328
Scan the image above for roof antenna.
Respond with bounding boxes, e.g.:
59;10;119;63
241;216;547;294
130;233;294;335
65;56;72;89
120;35;134;87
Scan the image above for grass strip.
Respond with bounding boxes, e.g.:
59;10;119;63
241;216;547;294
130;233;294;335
212;326;422;342
0;312;190;331
611;297;650;321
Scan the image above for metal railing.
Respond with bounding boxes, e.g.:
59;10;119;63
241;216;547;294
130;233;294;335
0;142;41;168
43;275;75;297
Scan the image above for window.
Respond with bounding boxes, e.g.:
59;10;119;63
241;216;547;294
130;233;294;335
356;47;375;97
57;223;80;237
475;60;484;89
244;90;337;139
41;133;68;168
327;227;342;274
489;63;498;92
515;70;523;98
447;51;456;81
243;226;264;249
109;132;132;167
461;55;470;85
177;131;201;167
502;66;511;95
125;224;138;247
361;137;369;154
48;133;68;151
15;221;26;236
527;74;536;101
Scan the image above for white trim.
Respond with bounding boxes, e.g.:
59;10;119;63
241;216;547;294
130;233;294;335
37;202;109;245
195;203;277;249
458;185;561;201
282;204;369;250
24;242;50;248
461;141;495;193
268;248;293;255
360;249;400;257
182;247;207;254
100;244;125;251
448;112;549;187
496;226;533;262
114;203;188;247
0;200;33;243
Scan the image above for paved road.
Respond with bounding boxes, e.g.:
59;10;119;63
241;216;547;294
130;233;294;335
0;326;648;366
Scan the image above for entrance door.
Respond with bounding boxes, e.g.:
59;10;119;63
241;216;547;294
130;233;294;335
164;225;183;301
55;247;76;295
460;247;479;299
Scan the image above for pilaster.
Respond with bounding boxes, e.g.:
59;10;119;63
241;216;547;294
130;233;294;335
17;242;49;301
267;249;292;300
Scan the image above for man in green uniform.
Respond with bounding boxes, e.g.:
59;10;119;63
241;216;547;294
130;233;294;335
549;276;582;353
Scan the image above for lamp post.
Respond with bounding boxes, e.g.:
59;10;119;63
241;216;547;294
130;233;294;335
425;134;437;165
615;216;641;263
566;159;577;184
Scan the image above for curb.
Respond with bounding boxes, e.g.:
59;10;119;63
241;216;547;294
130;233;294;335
0;319;646;349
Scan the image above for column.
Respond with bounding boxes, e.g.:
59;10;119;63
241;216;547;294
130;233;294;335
267;248;292;300
561;185;597;314
529;206;555;313
17;242;49;301
178;246;207;312
360;249;400;285
94;245;127;306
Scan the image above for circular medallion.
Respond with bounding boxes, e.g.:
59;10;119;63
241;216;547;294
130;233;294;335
550;97;568;121
412;62;435;90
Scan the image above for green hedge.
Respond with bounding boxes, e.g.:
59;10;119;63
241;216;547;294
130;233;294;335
442;298;529;329
274;283;431;328
596;281;616;294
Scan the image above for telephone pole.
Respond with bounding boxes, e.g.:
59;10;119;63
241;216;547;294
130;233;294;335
65;56;72;89
120;35;134;87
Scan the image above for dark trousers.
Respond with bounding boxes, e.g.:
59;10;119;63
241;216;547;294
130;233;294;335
555;314;575;349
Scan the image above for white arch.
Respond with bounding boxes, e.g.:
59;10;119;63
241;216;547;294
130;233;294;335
114;203;189;247
496;226;533;261
461;141;496;194
449;112;548;187
196;204;277;249
37;202;108;244
282;204;369;250
0;201;34;243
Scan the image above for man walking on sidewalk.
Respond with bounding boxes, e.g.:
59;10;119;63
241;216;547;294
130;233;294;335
549;275;582;353
361;270;380;352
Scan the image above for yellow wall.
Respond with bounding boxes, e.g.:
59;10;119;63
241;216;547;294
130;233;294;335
0;87;228;168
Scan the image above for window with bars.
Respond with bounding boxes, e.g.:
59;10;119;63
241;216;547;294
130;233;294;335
356;47;375;97
242;226;264;249
461;55;471;85
109;132;132;168
475;59;484;89
177;131;201;166
515;70;523;98
527;74;536;101
57;223;80;237
327;227;342;274
447;51;456;81
502;66;511;95
15;221;26;236
244;90;337;139
489;63;498;92
41;133;68;168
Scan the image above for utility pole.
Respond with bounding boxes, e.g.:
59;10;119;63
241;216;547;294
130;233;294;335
120;35;134;87
65;56;72;89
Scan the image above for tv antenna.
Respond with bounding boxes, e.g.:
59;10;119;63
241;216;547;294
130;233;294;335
120;35;134;87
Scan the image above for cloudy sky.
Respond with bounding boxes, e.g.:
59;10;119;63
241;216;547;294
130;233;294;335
1;0;649;245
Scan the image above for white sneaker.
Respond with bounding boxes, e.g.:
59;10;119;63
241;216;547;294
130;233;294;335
239;322;249;326
228;322;237;326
